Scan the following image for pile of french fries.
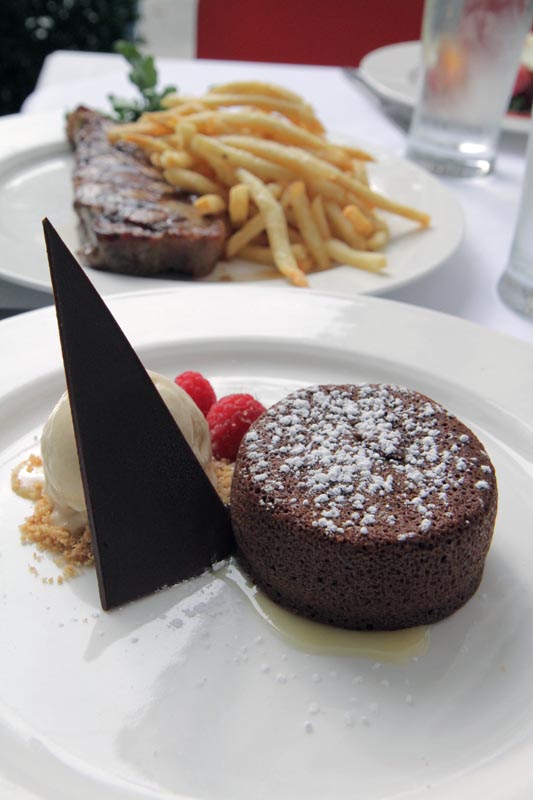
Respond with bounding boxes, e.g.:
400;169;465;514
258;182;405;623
108;81;430;287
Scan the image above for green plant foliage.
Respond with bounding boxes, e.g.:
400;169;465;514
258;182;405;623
0;0;139;115
108;40;176;121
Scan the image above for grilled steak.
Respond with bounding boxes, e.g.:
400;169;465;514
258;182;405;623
66;107;227;278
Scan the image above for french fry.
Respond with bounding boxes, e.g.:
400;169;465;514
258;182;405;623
352;158;370;186
149;100;207;118
208;81;306;103
190;110;368;165
290;242;314;273
267;182;283;199
226;213;266;258
140;109;183;125
325;201;368;251
310;148;353;171
164;110;227;136
307;177;352;206
288;182;330;271
219;135;338;182
192;148;237;187
239;244;277;266
164;90;323;132
342;204;375;237
175;121;197;148
326;239;387;272
309;180;374;216
161;93;203;108
163;167;220;195
367;230;389;251
311;195;331;240
162;133;190;148
367;215;391;250
229;183;250;227
194;194;227;215
172;93;325;133
172;101;207;116
236;168;308;287
339;143;375;162
374;215;389;232
107;120;172;141
116;132;171;154
160;150;196;169
190;134;293;183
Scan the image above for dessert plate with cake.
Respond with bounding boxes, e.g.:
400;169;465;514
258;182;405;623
1;280;532;799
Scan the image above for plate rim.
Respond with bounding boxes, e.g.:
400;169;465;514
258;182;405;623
2;285;531;423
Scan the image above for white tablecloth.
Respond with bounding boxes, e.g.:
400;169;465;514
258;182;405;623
3;50;531;345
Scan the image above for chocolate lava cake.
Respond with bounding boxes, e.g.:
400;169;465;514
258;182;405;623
230;384;497;630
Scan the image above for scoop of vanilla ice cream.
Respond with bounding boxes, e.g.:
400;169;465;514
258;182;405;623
41;370;215;530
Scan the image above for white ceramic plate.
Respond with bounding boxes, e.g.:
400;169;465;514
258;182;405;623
359;41;531;135
0;112;463;299
1;286;533;799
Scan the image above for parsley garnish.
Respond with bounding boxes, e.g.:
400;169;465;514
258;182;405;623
108;41;177;121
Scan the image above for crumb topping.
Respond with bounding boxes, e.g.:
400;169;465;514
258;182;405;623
213;459;234;505
12;454;234;575
240;384;494;539
12;456;93;571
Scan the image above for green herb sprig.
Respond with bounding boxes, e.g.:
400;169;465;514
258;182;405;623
108;40;177;121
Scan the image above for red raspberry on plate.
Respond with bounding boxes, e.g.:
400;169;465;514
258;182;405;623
175;371;217;417
207;393;266;461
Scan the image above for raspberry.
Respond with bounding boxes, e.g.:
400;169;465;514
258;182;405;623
207;393;266;461
175;371;216;417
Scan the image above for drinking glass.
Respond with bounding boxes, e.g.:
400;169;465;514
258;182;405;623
406;0;533;177
498;112;533;317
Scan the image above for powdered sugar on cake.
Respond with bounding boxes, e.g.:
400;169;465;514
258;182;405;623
240;384;494;539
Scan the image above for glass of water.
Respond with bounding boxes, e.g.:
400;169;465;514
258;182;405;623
498;112;533;318
406;0;533;177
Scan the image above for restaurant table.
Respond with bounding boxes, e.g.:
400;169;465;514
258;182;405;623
2;49;531;345
2;53;533;800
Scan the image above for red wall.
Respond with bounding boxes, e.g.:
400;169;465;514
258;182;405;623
197;0;425;67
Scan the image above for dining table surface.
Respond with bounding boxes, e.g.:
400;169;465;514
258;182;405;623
0;48;531;347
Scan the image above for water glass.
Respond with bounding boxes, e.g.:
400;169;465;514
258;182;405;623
498;113;533;318
407;0;533;177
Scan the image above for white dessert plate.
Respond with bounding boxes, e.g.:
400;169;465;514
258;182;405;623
2;287;533;800
0;111;463;300
359;40;531;135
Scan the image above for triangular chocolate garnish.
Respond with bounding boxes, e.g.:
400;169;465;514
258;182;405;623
43;219;234;610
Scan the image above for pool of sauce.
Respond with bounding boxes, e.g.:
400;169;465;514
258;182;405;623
223;561;430;664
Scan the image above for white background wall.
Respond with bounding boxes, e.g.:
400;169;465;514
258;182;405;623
136;0;197;58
